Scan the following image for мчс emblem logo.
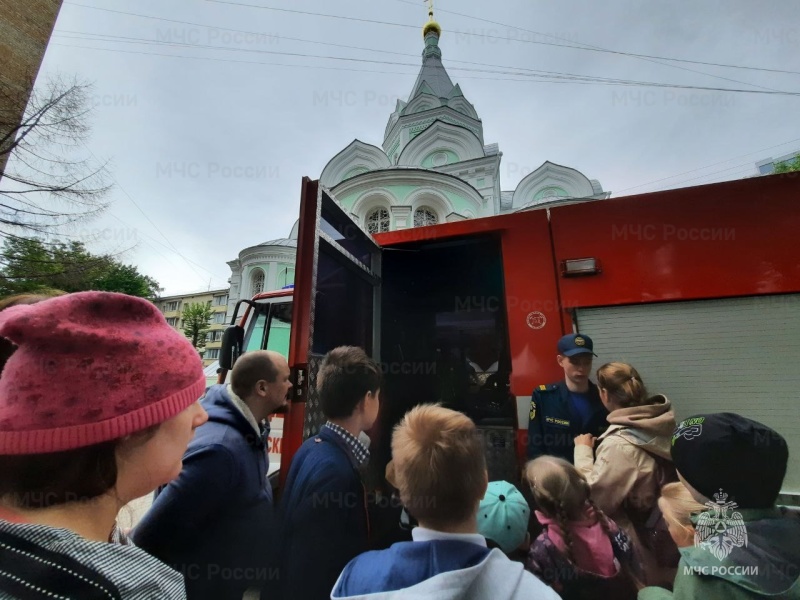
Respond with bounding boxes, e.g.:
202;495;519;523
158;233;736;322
695;489;748;561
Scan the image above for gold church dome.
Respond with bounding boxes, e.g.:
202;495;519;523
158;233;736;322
423;19;441;38
423;1;441;38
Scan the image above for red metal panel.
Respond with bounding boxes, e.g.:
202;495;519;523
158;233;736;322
499;212;567;399
287;177;318;366
499;211;568;465
551;174;800;308
280;177;318;488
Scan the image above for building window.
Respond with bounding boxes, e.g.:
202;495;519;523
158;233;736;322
213;294;228;306
166;317;178;327
413;207;438;227
277;266;295;289
212;312;227;325
205;349;220;359
366;208;390;234
206;330;223;342
164;301;179;312
533;186;569;203
251;269;265;295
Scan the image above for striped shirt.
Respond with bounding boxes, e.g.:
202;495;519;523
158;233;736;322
325;421;370;467
0;519;185;599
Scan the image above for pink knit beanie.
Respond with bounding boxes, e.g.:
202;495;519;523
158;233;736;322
0;291;206;454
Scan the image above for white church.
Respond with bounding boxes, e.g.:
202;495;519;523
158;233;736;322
226;10;609;313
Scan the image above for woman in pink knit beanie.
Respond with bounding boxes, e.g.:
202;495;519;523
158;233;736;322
0;291;209;599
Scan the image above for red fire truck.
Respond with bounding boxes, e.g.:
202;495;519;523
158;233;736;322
221;173;800;503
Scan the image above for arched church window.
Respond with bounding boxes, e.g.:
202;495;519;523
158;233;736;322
414;207;438;227
366;208;390;234
251;269;265;295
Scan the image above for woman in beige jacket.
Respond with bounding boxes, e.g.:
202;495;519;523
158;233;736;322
573;362;678;589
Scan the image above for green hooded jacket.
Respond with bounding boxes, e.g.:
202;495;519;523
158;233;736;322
639;508;800;600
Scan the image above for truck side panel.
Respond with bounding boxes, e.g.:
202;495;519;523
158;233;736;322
550;174;800;308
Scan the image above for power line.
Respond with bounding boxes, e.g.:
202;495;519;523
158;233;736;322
616;137;800;194
193;0;791;94
78;143;226;285
52;31;662;84
66;3;699;86
392;0;797;97
51;32;800;96
392;0;800;77
61;3;800;96
69;1;800;77
649;162;758;192
51;42;419;77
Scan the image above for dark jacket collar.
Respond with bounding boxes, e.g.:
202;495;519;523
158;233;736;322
318;425;362;471
201;384;268;448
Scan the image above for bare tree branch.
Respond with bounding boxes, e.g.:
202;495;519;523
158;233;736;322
0;74;113;239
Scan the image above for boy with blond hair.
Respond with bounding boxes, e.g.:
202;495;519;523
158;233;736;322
331;404;559;600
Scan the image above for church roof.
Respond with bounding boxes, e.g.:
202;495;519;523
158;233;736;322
257;238;297;248
257;219;299;248
408;50;456;101
407;14;457;102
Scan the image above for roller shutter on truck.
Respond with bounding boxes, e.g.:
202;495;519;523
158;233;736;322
575;294;800;497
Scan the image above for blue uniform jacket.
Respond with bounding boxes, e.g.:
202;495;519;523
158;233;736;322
133;385;275;600
527;380;608;463
279;425;370;600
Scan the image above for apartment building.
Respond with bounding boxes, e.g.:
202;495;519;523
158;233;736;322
156;288;230;367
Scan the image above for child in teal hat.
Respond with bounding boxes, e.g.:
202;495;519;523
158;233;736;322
478;480;531;559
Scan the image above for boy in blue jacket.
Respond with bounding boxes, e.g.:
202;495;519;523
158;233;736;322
332;404;560;600
280;346;381;600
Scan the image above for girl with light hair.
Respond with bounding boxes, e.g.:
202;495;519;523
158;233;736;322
573;362;679;587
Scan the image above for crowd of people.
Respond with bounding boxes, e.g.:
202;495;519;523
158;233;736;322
0;291;798;600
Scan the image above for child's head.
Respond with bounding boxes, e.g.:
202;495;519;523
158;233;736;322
0;292;207;509
477;480;530;553
524;456;590;522
596;362;648;410
672;412;788;509
658;482;706;548
390;404;487;530
318;346;381;430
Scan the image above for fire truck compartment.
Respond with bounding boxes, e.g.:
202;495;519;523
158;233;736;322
375;233;518;483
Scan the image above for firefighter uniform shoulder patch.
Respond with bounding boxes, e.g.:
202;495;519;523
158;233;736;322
529;400;537;421
538;384;547;391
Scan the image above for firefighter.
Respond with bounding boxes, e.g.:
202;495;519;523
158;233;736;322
527;333;608;462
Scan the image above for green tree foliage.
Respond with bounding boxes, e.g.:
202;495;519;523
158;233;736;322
774;155;800;174
0;236;161;298
182;302;213;354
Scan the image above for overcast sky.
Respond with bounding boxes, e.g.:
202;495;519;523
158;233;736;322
36;0;800;295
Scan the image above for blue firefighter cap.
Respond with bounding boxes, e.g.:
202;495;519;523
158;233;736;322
557;333;597;357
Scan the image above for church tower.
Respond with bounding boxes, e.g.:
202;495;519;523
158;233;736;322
380;4;502;214
320;6;501;227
